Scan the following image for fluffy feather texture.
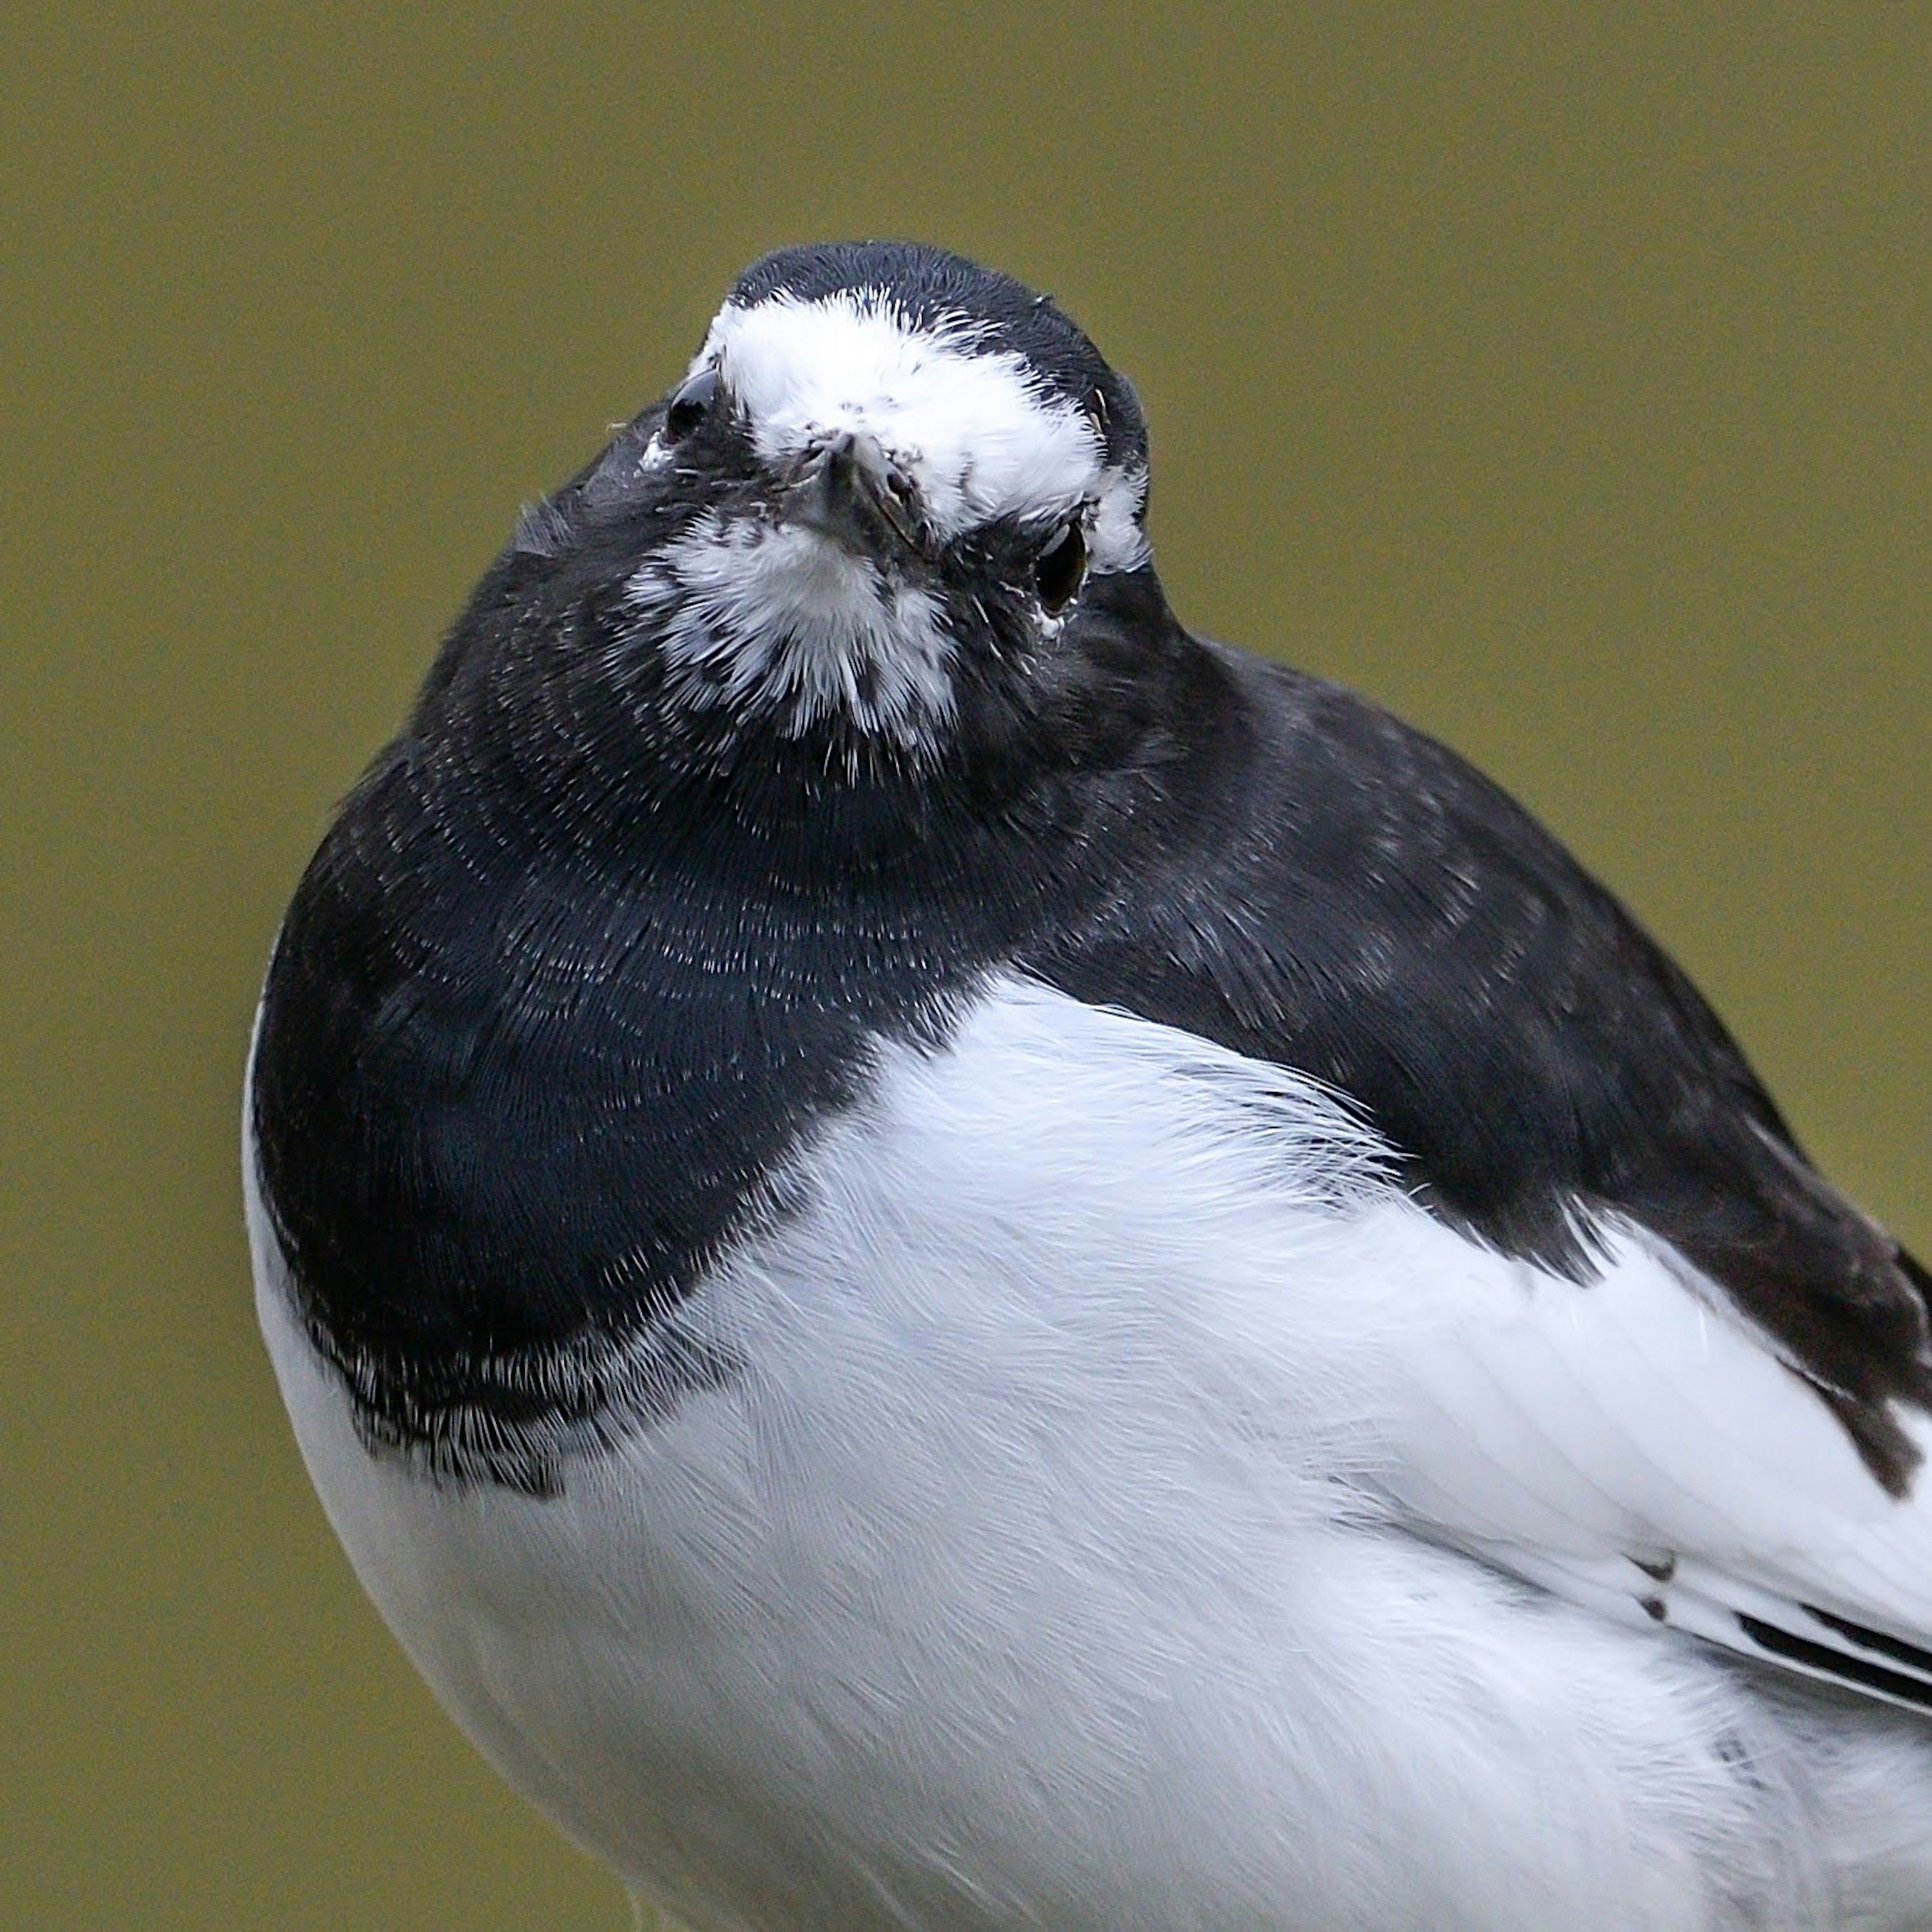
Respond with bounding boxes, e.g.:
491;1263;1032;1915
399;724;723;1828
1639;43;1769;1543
626;513;957;748
252;979;1932;1930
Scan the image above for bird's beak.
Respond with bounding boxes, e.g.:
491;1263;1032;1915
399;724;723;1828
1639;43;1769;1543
778;430;929;561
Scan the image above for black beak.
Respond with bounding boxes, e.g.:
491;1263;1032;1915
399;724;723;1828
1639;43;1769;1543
780;431;928;559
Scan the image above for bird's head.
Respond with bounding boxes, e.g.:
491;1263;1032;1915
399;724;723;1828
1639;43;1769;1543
447;243;1175;815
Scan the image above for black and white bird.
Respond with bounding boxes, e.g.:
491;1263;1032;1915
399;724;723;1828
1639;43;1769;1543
248;242;1932;1930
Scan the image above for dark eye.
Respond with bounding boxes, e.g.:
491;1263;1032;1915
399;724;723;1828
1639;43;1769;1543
1032;520;1088;613
664;367;719;442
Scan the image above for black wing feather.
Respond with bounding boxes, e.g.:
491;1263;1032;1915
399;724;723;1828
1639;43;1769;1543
1030;640;1932;1491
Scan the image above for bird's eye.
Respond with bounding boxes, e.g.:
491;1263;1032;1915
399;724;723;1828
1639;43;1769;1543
664;368;719;442
1032;520;1088;614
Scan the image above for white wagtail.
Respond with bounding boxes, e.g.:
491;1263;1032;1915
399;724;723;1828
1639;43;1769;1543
248;242;1932;1930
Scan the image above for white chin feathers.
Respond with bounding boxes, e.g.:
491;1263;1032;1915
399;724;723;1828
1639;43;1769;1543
627;517;956;752
696;289;1150;575
631;286;1153;751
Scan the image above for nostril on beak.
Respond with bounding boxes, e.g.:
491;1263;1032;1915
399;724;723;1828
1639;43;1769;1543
802;428;856;458
784;428;925;556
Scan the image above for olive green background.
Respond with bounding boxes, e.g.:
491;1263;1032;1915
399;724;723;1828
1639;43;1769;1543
7;5;1927;1927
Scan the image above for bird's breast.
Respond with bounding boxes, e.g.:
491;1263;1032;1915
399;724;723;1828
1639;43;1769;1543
249;977;1436;1923
251;976;1822;1929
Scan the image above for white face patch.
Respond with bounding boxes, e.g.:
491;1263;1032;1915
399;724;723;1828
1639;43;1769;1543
627;514;955;751
629;286;1151;753
697;289;1150;574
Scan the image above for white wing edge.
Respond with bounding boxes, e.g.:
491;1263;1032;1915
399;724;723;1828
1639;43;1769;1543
1357;1195;1932;1714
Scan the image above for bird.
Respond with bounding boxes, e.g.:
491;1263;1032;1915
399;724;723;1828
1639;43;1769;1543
246;239;1932;1931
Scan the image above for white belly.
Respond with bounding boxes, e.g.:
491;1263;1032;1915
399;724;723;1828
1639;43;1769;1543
249;979;1837;1931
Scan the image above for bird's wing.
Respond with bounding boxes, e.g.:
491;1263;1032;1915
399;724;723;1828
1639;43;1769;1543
1029;640;1932;1709
1348;1194;1932;1712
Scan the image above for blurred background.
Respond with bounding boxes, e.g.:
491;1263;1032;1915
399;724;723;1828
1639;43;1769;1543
6;5;1927;1926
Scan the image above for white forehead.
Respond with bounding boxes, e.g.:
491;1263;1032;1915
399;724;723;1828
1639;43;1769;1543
695;290;1147;566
